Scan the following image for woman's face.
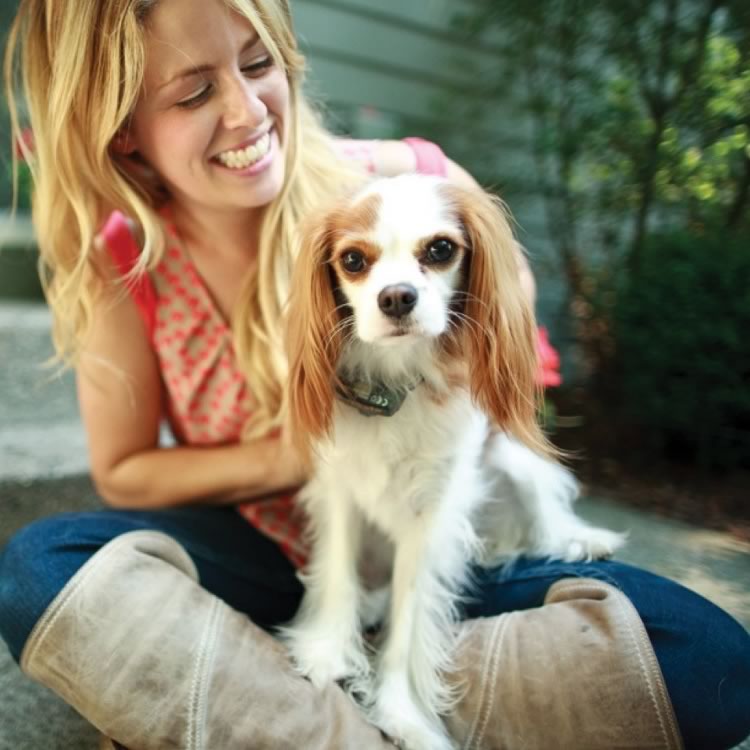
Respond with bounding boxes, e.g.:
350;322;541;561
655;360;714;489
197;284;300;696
128;0;290;217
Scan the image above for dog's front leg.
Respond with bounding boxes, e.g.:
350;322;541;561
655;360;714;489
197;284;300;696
370;504;474;750
280;484;371;692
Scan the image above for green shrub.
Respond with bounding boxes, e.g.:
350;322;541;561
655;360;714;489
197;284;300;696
614;229;750;471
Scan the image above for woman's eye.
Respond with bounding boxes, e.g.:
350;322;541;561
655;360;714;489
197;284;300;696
241;56;274;77
174;56;273;109
342;250;366;273
176;85;211;109
425;239;456;264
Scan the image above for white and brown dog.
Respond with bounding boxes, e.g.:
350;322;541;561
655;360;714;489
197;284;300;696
281;174;624;750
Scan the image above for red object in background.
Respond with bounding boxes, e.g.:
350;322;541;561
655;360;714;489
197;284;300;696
536;326;562;387
14;127;34;162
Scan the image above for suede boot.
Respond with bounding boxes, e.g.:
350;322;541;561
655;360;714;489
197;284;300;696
21;530;395;750
99;737;126;749
444;577;684;750
22;531;682;750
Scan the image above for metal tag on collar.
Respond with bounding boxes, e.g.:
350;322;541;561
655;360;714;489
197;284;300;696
335;379;414;417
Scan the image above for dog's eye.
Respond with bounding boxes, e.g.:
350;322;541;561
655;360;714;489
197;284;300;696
425;239;456;264
342;250;367;273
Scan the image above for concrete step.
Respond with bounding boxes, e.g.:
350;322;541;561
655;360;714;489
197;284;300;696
0;303;87;481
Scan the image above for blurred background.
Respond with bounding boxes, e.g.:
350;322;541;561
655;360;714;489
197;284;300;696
1;1;749;748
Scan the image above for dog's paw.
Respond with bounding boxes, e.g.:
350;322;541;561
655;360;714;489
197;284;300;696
548;526;628;562
281;624;371;689
369;683;455;750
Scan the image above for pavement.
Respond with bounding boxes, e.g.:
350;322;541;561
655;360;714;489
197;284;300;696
1;300;749;750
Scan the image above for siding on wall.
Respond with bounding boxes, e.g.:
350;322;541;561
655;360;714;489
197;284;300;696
294;0;546;218
295;0;525;147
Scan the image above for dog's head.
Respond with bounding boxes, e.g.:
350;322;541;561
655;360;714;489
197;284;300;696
286;174;545;452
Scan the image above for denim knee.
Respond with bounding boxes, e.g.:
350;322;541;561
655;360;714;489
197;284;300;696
0;515;91;662
663;592;750;750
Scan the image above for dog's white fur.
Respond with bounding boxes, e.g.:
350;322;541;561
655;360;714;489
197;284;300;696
281;175;625;750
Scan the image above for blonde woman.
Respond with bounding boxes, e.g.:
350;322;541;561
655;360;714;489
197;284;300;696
1;1;749;748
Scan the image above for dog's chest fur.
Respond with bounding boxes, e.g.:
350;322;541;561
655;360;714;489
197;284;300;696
309;386;488;536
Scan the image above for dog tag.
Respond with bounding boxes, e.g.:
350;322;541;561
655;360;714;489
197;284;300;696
335;379;415;417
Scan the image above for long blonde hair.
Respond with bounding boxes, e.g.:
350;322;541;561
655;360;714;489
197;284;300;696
5;0;364;439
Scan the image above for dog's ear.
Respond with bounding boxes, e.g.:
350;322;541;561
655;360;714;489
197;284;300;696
442;184;550;456
286;210;343;453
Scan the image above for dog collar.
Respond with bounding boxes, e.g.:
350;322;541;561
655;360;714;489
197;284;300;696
335;376;423;417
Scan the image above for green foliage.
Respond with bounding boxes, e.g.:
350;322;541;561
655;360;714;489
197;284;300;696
596;32;750;227
442;3;750;480
614;229;750;470
448;0;750;288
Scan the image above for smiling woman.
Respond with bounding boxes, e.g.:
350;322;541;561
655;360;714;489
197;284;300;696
121;3;289;218
1;0;750;749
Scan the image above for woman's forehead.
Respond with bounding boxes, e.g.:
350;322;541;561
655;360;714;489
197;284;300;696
142;0;258;90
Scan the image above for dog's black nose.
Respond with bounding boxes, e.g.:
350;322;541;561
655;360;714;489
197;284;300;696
378;284;418;318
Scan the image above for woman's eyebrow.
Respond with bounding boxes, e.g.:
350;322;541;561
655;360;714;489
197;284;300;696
157;32;261;90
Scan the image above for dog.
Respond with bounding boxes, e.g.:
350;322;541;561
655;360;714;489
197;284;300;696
280;174;625;750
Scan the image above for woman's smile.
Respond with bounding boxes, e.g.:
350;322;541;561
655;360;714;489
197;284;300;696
214;129;272;169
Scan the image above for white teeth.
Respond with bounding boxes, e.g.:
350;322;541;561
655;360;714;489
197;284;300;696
216;132;271;169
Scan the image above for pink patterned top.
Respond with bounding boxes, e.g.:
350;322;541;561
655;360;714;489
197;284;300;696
101;137;448;568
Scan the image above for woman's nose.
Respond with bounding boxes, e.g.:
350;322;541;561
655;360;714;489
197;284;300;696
222;76;267;130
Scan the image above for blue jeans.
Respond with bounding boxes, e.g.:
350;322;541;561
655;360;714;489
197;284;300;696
1;505;748;750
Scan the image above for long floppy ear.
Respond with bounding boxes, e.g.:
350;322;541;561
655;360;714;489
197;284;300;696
286;211;343;456
441;184;552;457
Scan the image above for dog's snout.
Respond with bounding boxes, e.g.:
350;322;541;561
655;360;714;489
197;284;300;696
378;284;418;318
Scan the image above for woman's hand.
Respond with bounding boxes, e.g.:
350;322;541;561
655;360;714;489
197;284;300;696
217;435;309;504
264;435;309;493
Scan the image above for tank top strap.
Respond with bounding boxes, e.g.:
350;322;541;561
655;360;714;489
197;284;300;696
100;210;158;340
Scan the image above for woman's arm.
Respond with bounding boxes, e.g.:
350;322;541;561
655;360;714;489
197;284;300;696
77;247;304;510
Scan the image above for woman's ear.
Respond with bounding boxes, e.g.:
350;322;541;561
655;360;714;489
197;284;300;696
111;128;137;155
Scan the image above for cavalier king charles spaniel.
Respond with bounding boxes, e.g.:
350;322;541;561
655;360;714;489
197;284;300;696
281;174;625;750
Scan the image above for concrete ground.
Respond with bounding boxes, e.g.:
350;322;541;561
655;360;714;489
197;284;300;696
1;301;749;749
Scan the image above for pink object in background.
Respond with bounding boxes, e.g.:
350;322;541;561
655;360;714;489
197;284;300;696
14;127;34;161
537;326;562;387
